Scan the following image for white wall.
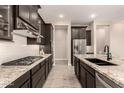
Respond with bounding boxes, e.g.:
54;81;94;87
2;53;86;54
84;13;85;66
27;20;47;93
53;21;71;66
96;25;110;54
110;22;124;58
0;32;39;65
55;26;68;60
93;20;111;54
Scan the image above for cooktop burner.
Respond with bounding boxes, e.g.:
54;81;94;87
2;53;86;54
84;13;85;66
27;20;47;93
2;56;43;66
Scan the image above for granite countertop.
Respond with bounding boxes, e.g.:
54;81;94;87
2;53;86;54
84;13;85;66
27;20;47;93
75;54;124;88
0;54;52;88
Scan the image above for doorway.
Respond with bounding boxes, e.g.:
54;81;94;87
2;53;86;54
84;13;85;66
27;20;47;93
54;25;68;65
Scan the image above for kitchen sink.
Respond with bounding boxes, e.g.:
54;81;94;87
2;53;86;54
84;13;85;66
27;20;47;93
85;58;117;66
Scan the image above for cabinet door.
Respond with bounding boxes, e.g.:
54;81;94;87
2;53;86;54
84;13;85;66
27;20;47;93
86;30;91;46
86;71;95;88
80;66;86;88
45;58;49;79
6;71;30;88
74;57;80;79
45;24;52;45
20;80;30;88
0;5;13;40
29;5;39;29
79;28;86;39
18;5;30;23
71;28;79;39
40;19;46;45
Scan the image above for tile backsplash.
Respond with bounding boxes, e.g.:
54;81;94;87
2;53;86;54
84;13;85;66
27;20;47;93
0;33;39;65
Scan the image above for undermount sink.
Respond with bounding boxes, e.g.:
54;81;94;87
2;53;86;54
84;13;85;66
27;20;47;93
85;58;117;66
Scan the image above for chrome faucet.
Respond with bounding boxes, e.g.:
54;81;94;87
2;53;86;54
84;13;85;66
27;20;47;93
104;45;112;61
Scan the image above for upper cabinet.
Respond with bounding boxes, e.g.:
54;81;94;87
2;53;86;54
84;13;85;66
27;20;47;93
14;5;40;31
18;5;30;24
86;30;91;46
29;5;39;29
0;5;13;41
45;24;53;45
71;26;87;39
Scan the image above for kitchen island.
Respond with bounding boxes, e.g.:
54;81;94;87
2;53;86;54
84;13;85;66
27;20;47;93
74;54;124;88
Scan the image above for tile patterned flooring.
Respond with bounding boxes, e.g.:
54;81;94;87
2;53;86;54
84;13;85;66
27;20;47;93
43;61;81;88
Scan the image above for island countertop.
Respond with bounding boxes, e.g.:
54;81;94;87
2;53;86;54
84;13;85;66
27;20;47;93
74;54;124;88
0;54;52;88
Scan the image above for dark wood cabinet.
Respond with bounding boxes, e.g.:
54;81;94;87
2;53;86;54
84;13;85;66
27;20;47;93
71;26;87;39
0;5;13;41
71;28;79;39
86;71;95;88
40;17;46;45
49;55;53;71
31;60;46;88
45;24;52;45
14;5;40;30
80;65;87;88
32;64;46;88
86;30;91;46
18;5;30;23
6;55;53;88
6;71;30;88
29;5;39;29
43;24;53;53
74;57;96;88
45;59;49;79
79;28;86;39
74;57;80;80
20;79;30;88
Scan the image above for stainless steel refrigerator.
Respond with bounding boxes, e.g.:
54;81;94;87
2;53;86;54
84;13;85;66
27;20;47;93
73;39;86;54
73;39;86;64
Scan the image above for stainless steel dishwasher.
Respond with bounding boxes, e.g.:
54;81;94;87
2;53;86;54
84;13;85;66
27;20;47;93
96;72;121;88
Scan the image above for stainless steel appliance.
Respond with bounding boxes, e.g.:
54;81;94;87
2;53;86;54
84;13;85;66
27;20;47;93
96;72;121;88
2;56;43;66
73;39;86;54
73;39;86;64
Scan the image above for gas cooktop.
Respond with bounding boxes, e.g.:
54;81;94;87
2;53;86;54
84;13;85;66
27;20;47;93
2;56;43;66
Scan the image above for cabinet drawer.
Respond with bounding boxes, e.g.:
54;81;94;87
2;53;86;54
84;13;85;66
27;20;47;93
31;64;41;75
6;71;30;88
41;60;45;66
80;61;95;76
20;79;30;88
36;75;46;88
32;66;45;87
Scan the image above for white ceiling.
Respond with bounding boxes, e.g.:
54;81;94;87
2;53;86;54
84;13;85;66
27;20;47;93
38;5;124;24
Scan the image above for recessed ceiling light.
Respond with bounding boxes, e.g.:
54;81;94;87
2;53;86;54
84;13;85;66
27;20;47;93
59;14;64;18
0;14;3;18
90;14;96;19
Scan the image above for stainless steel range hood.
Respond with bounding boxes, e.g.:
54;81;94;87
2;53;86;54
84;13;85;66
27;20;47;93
12;23;44;38
12;30;37;38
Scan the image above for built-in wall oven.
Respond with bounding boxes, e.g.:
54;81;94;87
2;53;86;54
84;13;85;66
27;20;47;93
96;72;121;88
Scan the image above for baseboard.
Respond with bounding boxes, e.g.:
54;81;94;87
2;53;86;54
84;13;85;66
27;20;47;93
55;59;68;61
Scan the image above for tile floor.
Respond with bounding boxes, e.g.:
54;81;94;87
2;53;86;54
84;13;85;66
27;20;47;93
43;61;81;88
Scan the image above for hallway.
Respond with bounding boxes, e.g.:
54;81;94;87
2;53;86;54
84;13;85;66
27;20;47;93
43;62;81;88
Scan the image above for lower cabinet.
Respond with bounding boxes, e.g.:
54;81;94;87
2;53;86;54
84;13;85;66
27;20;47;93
6;71;30;88
31;61;46;88
20;79;30;88
45;58;49;79
86;71;95;88
80;65;86;88
74;57;96;88
6;55;53;88
74;57;80;80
